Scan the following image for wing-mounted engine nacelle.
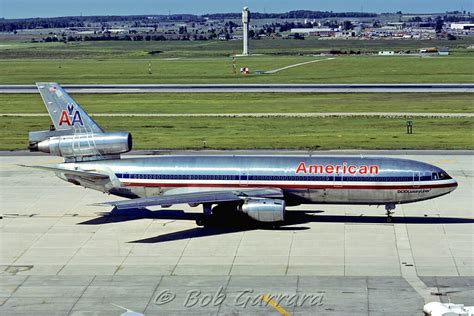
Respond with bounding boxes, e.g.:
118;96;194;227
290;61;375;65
29;131;132;160
238;199;286;222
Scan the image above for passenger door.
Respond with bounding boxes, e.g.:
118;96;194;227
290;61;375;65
413;171;421;188
333;172;343;188
239;169;249;186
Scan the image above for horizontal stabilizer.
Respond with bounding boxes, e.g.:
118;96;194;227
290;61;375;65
18;164;110;180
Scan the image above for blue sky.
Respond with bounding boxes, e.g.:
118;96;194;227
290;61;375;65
1;0;472;19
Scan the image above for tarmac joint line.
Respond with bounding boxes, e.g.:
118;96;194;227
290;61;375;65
394;221;440;304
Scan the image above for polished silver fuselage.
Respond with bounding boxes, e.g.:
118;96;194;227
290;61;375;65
58;155;457;206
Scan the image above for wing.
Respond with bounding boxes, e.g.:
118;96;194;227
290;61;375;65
101;188;284;210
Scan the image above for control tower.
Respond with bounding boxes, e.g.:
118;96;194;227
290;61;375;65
242;6;250;55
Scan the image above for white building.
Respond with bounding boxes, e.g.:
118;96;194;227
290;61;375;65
450;23;474;30
386;22;405;30
290;28;335;37
378;51;395;56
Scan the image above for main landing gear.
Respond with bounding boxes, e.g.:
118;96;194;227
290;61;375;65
385;203;396;223
195;203;213;227
195;216;207;227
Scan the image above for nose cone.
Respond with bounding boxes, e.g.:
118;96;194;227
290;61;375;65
430;165;458;195
440;170;458;194
449;177;458;192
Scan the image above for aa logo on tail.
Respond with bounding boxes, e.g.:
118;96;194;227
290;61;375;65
59;104;84;126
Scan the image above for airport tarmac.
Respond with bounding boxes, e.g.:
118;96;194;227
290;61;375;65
1;83;473;93
0;152;473;315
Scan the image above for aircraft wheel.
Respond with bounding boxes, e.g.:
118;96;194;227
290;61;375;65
195;217;206;226
271;222;284;229
196;215;214;227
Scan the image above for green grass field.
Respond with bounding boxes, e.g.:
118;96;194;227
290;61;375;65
0;38;472;59
1;92;472;150
0;37;473;84
2;116;472;150
1;93;473;114
0;55;473;84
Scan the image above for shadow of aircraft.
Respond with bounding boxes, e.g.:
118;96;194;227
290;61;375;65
79;208;199;225
78;208;474;243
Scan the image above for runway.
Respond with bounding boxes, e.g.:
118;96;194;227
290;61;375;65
1;83;473;93
0;152;473;315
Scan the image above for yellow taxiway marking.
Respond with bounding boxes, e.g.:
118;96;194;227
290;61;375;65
260;294;291;316
432;159;457;165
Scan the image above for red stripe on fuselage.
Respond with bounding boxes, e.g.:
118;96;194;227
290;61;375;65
122;182;457;190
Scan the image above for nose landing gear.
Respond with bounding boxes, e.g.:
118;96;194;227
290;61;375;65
385;203;396;223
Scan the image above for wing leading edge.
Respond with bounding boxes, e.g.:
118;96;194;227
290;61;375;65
100;188;284;210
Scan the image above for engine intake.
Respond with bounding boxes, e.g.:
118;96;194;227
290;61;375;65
33;131;132;159
238;199;286;222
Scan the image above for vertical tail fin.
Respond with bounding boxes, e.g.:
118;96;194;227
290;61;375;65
36;82;103;134
30;83;131;161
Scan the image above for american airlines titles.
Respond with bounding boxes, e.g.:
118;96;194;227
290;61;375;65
296;162;379;175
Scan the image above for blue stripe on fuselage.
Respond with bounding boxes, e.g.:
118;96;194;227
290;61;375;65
114;173;432;182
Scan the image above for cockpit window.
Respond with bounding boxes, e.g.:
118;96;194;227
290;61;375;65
432;172;451;180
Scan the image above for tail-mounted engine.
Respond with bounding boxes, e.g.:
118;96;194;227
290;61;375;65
29;131;132;161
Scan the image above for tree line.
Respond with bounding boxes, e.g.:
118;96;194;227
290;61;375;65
203;10;377;20
0;11;379;32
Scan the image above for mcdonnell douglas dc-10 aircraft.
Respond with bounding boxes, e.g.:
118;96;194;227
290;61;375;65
27;83;457;225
